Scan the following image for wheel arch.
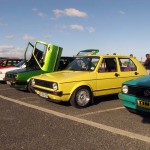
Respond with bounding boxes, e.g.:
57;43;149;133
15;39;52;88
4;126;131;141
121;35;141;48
69;84;94;102
27;77;35;93
27;77;32;83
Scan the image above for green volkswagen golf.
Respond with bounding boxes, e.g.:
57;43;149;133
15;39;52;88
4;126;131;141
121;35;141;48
118;75;150;114
4;41;64;92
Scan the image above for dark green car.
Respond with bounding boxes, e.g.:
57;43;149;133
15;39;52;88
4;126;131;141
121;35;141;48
118;75;150;114
4;41;65;92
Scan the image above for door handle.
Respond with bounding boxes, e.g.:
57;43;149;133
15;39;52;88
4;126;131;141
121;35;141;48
135;72;139;75
115;73;120;77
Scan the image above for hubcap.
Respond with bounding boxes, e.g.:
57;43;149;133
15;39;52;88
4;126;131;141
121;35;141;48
76;89;90;106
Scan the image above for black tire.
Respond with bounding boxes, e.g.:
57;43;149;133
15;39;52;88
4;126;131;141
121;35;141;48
28;80;35;93
70;86;92;108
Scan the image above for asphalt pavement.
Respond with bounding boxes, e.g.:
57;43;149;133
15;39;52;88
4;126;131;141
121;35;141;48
0;83;150;150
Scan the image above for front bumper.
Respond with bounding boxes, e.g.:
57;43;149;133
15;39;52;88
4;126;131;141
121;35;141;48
118;93;150;113
4;78;28;90
34;87;70;102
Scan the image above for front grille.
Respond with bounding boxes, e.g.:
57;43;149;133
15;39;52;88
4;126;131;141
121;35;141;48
127;86;150;99
35;79;53;89
5;73;16;79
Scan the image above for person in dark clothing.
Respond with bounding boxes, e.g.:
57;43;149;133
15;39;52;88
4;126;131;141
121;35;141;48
144;54;150;75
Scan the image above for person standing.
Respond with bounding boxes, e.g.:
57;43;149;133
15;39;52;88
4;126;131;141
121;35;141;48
144;54;150;75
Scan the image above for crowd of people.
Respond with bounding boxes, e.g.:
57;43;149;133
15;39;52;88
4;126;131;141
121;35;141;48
144;54;150;75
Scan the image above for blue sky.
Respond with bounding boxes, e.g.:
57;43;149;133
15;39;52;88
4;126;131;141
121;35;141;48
0;0;150;61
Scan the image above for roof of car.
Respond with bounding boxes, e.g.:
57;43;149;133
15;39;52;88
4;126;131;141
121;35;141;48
76;54;134;58
0;58;23;60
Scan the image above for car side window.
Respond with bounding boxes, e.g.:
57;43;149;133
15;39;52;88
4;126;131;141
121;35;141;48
12;60;18;66
119;58;137;71
7;60;12;66
1;60;7;66
98;58;117;73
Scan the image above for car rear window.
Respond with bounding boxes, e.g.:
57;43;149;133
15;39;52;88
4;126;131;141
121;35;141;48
119;58;137;71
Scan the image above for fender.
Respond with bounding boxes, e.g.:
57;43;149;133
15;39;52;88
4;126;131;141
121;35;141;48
68;81;94;100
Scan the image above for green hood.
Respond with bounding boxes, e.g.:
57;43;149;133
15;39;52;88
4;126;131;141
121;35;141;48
124;75;150;87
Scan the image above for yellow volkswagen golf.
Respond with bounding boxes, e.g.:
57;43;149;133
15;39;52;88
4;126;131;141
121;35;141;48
31;54;147;108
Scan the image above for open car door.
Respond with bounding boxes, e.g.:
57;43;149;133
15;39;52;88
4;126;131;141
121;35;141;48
29;41;63;72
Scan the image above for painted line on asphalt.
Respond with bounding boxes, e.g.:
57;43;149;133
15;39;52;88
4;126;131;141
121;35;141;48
0;94;150;143
20;96;39;100
76;107;125;117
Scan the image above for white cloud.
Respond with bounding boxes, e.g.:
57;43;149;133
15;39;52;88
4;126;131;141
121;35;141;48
5;35;15;39
37;12;46;17
32;8;38;12
32;7;47;17
64;8;87;17
0;45;15;51
0;45;24;58
69;24;84;31
53;8;87;18
58;24;95;33
23;34;35;41
86;27;95;33
119;10;125;15
53;9;64;17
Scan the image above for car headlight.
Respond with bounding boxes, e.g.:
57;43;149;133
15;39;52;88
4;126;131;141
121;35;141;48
122;85;128;94
13;74;18;79
31;79;35;86
52;82;58;91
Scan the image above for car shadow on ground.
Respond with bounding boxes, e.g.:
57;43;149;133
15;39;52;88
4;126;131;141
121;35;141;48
125;107;150;124
140;113;150;124
93;94;119;105
0;81;6;84
53;94;119;108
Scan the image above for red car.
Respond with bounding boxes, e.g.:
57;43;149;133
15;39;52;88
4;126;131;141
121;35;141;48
0;58;23;69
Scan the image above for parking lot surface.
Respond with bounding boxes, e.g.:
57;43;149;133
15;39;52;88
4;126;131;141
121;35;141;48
0;83;150;150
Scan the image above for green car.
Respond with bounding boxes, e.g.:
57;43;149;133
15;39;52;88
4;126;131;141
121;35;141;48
5;40;99;92
4;41;65;92
118;75;150;114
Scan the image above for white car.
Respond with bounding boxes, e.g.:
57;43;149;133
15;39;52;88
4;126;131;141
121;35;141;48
0;60;26;81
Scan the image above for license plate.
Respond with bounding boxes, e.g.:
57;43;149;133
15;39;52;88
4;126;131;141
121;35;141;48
39;92;48;98
6;81;11;85
137;100;150;109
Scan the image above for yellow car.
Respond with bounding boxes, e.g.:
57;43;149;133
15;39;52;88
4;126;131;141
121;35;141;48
31;54;147;108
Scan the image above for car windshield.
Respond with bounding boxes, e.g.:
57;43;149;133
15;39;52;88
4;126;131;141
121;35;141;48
15;60;25;67
66;57;99;71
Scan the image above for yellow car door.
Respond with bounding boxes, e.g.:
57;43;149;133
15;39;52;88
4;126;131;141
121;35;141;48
95;57;120;96
94;56;142;97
